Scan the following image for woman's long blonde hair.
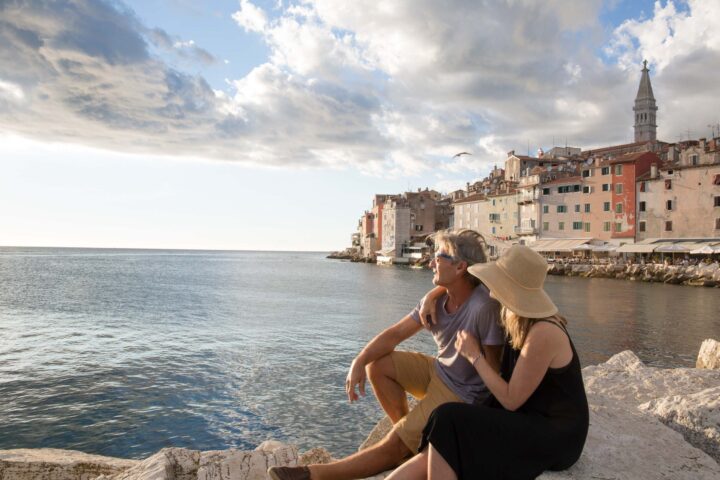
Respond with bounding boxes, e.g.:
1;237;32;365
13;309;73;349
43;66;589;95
501;307;567;350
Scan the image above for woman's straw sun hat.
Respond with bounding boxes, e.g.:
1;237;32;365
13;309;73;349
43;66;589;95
467;245;558;318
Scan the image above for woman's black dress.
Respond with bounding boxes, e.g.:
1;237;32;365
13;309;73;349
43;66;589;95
419;320;589;479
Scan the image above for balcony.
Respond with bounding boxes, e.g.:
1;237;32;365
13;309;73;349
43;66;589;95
514;226;537;235
517;191;538;204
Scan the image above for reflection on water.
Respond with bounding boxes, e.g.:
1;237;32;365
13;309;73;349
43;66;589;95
544;275;720;367
0;248;718;459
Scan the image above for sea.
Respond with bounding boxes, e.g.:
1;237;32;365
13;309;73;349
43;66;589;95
0;248;718;459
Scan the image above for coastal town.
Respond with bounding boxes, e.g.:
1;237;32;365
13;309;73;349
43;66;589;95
337;62;720;278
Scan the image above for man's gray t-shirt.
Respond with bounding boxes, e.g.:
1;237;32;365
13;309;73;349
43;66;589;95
410;284;504;404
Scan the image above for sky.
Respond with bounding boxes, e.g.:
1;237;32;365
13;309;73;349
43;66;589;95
1;0;719;251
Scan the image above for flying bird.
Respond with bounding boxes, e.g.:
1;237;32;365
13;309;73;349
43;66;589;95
452;152;472;158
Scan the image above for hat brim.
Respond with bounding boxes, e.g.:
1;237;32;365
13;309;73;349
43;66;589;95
468;262;558;318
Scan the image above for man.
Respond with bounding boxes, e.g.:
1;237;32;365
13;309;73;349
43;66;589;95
269;229;504;480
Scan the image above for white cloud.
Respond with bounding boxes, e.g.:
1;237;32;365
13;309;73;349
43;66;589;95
2;0;719;181
0;79;25;102
232;0;268;33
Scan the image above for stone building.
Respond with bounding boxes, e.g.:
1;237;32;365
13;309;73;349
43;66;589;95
608;151;661;241
636;139;720;240
538;176;590;239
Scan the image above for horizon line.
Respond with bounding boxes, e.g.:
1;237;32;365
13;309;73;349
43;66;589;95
0;245;331;254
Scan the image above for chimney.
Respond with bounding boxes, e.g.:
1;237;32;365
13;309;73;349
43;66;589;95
650;163;658;179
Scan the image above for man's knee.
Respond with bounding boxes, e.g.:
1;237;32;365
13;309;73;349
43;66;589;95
372;430;412;463
366;353;395;382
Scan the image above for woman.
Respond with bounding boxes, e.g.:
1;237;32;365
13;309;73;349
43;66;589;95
388;245;589;480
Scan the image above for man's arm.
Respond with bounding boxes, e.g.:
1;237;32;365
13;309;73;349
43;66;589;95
346;315;423;402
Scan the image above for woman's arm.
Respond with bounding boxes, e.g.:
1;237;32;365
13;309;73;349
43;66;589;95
418;286;446;328
455;323;565;411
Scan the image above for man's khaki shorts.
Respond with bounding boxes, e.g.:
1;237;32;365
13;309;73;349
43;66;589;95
390;351;462;453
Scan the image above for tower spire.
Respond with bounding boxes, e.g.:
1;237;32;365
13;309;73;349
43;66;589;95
633;59;658;142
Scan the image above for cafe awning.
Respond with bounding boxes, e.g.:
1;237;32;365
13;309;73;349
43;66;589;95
616;243;657;253
531;238;592;252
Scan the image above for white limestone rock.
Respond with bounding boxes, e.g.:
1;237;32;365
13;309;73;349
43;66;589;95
582;351;720;408
101;448;199;480
639;386;720;464
0;448;138;480
697;339;720;370
197;443;298;480
539;404;720;479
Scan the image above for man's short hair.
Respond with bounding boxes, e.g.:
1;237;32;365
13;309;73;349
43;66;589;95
431;229;488;284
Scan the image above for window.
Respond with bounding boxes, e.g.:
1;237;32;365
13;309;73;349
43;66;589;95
603;222;611;232
492;227;496;234
543;222;549;231
415;224;423;231
558;222;565;231
601;166;610;175
584;203;591;213
666;200;673;211
615;203;623;213
665;221;673;232
691;154;699;166
716;218;720;230
492;199;496;206
574;204;581;213
639;221;646;232
614;164;623;175
582;169;591;178
639;201;646;212
667;170;674;175
542;187;551;195
603;202;610;211
639;181;646;192
615;183;623;194
543;205;549;214
665;179;672;190
584;222;591;232
714;196;720;207
572;221;583;230
714;174;720;186
615;222;622;232
582;186;593;194
557;205;567;213
602;183;610;192
558;185;579;194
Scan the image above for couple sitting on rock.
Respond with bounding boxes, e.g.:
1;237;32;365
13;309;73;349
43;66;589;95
269;229;589;480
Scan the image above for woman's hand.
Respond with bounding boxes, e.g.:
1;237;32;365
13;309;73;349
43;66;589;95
455;330;483;364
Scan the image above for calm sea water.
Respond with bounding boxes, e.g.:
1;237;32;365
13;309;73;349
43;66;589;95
1;248;718;459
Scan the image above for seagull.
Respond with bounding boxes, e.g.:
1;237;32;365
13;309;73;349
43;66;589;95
452;152;472;158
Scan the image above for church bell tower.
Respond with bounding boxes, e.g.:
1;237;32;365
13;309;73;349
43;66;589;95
633;60;658;142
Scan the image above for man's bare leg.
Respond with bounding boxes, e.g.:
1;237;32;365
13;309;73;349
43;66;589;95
309;431;411;480
366;354;409;423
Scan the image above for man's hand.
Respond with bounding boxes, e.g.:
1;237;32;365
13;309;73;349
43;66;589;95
345;358;367;403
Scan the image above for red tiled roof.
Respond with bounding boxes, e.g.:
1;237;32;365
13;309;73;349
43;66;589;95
542;176;583;186
453;193;486;205
609;151;659;164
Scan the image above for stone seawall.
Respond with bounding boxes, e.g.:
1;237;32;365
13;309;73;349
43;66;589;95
548;261;720;287
2;339;719;480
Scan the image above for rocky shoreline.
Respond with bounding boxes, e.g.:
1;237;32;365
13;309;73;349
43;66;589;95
2;339;719;480
548;261;720;287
